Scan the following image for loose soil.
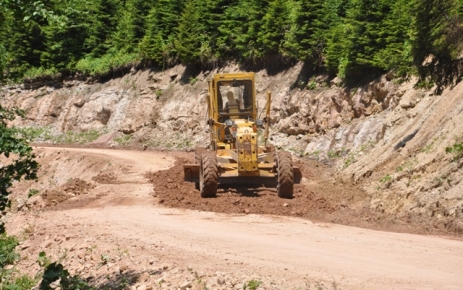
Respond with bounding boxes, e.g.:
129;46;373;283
5;146;463;290
146;156;448;235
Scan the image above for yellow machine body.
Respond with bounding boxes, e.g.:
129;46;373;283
183;72;301;192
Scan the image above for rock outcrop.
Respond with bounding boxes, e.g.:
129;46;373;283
1;62;462;233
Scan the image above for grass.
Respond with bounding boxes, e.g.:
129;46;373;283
18;126;104;144
23;67;59;80
0;234;37;289
244;279;262;290
75;51;138;77
307;80;317;90
189;76;198;85
28;189;39;198
328;147;348;159
308;150;321;158
114;134;132;146
380;174;392;184
54;129;102;144
377;173;393;190
420;141;435;153
445;141;463;161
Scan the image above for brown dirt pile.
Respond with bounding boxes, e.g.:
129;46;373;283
41;178;95;207
92;172;117;184
146;154;460;235
147;157;336;217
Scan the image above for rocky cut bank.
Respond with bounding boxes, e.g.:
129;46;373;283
1;62;463;234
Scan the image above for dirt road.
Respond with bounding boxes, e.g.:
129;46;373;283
7;147;463;290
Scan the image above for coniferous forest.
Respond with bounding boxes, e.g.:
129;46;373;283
1;0;463;88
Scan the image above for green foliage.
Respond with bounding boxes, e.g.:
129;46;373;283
0;44;7;82
114;134;132;146
0;234;19;268
23;67;58;80
244;279;262;290
189;76;198;85
217;0;268;60
412;0;463;92
175;0;208;64
0;233;36;289
0;12;46;80
445;142;463;161
40;0;91;71
139;0;183;63
307;80;317;90
83;0;121;58
139;0;183;65
75;51;138;77
28;188;39;198
53;129;103;144
2;0;463;88
18;126;103;144
283;0;326;64
0;106;39;234
380;174;392;184
257;0;290;57
39;253;95;290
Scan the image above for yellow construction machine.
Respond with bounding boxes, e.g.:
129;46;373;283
183;72;302;198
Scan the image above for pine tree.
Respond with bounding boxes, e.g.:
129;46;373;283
412;0;463;90
139;0;184;64
40;0;90;71
84;0;121;58
372;0;413;76
0;11;46;78
218;0;269;60
112;0;156;53
283;0;326;65
175;0;206;64
203;0;238;60
412;0;463;67
257;0;290;57
323;0;351;76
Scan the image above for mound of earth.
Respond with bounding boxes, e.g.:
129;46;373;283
146;157;336;217
41;178;95;207
92;172;118;184
145;155;444;235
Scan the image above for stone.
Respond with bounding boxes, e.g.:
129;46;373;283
330;77;342;87
120;126;135;135
217;277;225;285
137;272;150;283
74;99;85;107
180;282;192;290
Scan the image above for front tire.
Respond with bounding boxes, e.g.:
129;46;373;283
276;151;294;199
200;151;218;198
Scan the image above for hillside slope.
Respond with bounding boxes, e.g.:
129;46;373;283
1;63;462;234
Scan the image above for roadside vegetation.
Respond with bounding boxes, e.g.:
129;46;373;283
1;0;463;92
19;127;104;144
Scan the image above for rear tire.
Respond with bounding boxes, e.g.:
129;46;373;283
276;151;294;199
200;151;218;198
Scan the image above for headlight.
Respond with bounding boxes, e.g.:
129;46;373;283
255;119;264;127
225;119;234;127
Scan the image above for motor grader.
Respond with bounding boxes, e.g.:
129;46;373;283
183;72;301;198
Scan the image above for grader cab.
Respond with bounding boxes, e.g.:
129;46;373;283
183;72;301;198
